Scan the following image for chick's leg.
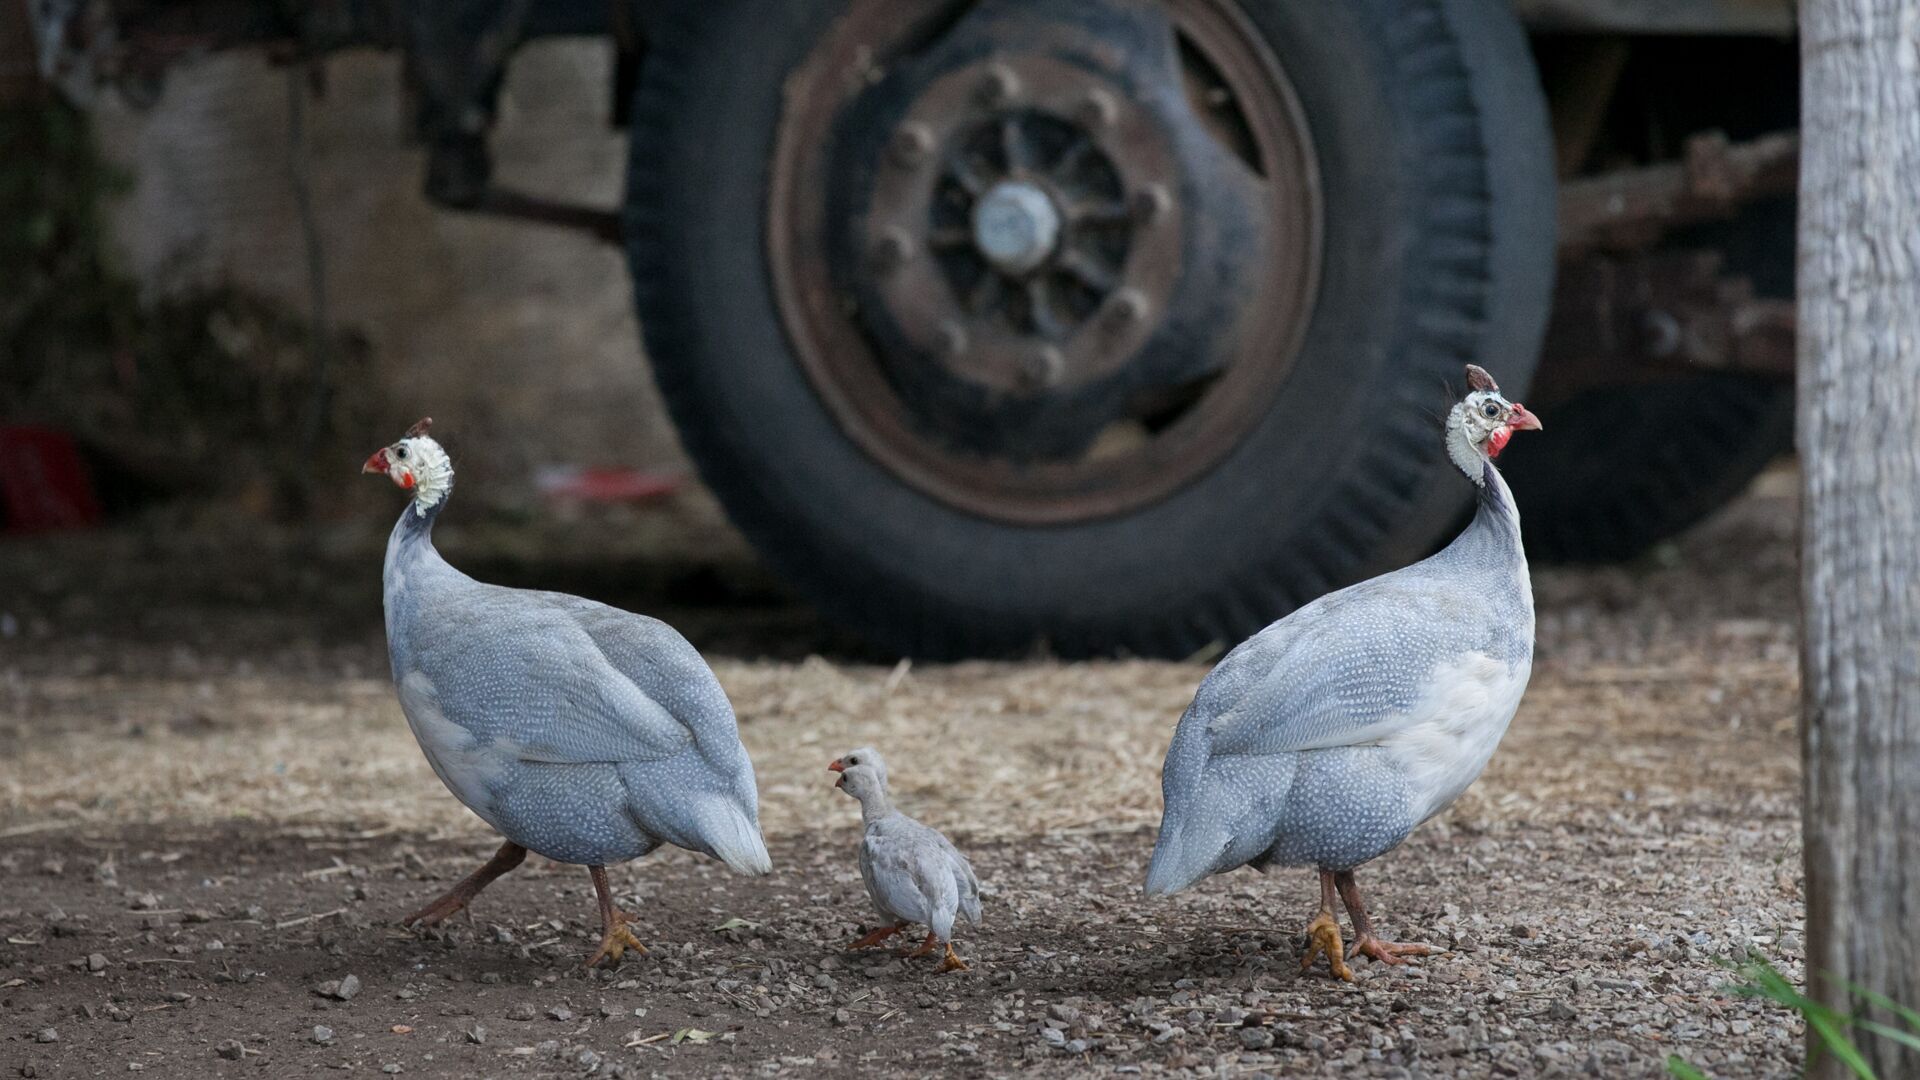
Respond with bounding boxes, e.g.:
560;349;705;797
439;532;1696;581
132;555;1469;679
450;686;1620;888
905;931;941;959
402;841;526;927
585;864;649;968
1335;870;1435;966
846;922;908;950
1301;869;1354;981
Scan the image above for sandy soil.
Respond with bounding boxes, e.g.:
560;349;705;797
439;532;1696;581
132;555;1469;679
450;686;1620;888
0;469;1806;1077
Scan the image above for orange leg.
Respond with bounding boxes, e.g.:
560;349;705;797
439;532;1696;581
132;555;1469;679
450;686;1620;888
402;841;526;928
905;931;940;958
846;922;908;950
1336;870;1436;967
584;865;649;969
1300;869;1354;982
936;942;969;973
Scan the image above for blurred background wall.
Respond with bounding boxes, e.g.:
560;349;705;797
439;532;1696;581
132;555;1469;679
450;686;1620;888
87;39;688;506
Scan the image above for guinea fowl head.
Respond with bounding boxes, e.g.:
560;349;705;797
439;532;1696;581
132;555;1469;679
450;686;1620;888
828;746;889;803
1446;365;1541;480
362;417;454;514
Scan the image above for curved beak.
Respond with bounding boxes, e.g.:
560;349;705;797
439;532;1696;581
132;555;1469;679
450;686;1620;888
1506;404;1542;432
362;448;390;475
828;759;845;788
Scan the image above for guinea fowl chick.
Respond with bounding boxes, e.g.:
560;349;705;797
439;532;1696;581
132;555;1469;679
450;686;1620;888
830;747;980;973
1144;365;1541;981
364;418;770;967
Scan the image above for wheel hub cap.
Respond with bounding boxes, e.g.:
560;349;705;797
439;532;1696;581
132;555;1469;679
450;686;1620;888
971;180;1062;275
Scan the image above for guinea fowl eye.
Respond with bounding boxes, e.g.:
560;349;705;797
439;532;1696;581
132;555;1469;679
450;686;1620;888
394;445;408;459
1481;403;1500;419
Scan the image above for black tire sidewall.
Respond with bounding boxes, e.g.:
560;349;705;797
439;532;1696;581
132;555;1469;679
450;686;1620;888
627;0;1553;656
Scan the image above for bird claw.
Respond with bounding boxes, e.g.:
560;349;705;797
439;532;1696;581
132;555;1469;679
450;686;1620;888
1346;935;1435;967
401;893;469;929
905;932;941;959
936;944;969;973
1301;912;1354;982
585;911;649;969
846;924;906;951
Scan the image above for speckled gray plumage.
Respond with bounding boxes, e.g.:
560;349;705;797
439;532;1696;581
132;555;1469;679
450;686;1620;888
380;460;770;875
836;749;981;942
1145;395;1534;896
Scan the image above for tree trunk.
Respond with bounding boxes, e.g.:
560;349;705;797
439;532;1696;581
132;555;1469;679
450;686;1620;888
1798;0;1920;1076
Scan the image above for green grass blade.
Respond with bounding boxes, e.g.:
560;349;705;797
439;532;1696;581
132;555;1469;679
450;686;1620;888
1806;1011;1877;1080
1847;982;1920;1032
1856;1019;1920;1054
1666;1055;1713;1080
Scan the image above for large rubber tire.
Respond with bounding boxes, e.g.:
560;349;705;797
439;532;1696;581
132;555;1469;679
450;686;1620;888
626;0;1555;658
1502;376;1794;563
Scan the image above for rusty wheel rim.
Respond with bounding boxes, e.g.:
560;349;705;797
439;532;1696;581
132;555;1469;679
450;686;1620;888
769;0;1321;525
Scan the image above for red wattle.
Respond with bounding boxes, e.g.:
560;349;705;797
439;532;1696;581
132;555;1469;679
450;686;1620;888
1486;427;1513;459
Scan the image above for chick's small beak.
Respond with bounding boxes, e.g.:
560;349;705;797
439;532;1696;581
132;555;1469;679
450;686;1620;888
828;759;846;788
362;448;390;475
1506;404;1542;432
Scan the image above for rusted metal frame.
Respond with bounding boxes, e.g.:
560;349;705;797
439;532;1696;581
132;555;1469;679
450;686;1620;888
1542;129;1800;391
1537;247;1795;404
1558;129;1799;253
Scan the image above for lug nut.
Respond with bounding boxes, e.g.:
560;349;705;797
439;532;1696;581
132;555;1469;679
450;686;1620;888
1106;288;1148;326
872;226;915;270
1076;89;1118;130
1132;183;1172;223
977;63;1021;107
890;123;935;167
1022;345;1065;388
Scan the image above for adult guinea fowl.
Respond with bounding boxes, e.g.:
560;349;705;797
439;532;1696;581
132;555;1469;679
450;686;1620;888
830;747;981;972
1144;365;1540;981
363;418;770;967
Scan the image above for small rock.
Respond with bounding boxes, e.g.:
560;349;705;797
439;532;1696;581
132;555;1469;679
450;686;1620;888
1040;1027;1066;1048
311;1026;334;1044
214;1040;244;1060
465;1025;486;1045
34;1028;58;1044
382;1066;402;1075
576;1049;601;1070
1240;1027;1275;1050
508;1003;538;1021
1548;1000;1577;1021
831;1009;853;1027
316;974;362;1001
86;953;108;972
547;1006;574;1022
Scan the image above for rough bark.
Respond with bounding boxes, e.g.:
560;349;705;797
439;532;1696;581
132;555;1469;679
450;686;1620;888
1798;0;1920;1076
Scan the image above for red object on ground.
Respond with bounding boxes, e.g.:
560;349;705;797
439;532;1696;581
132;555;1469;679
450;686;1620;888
0;426;104;533
535;466;684;504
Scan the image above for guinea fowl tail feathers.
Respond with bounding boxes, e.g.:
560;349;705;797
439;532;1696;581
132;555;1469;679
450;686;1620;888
697;795;772;876
1144;754;1222;897
1145;734;1289;897
1143;820;1222;897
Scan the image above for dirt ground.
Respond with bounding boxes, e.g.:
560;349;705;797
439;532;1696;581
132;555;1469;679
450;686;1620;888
0;471;1806;1078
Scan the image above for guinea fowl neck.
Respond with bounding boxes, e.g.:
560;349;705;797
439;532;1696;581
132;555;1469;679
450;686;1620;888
856;783;896;827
